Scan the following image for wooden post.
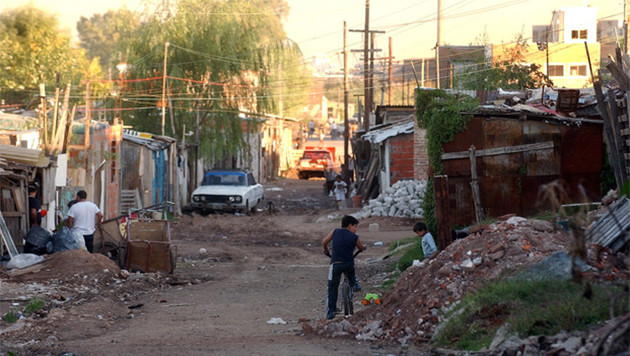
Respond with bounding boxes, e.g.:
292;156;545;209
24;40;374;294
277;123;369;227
469;145;484;222
434;175;451;250
607;89;629;179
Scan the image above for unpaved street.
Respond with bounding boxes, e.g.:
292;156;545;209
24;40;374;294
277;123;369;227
2;178;422;355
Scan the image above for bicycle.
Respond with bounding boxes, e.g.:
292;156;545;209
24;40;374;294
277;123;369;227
325;249;362;317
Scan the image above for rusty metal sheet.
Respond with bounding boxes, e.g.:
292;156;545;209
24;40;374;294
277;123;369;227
440;115;603;232
524;148;559;176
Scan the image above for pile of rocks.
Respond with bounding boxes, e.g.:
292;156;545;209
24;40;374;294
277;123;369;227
353;180;427;219
313;215;629;351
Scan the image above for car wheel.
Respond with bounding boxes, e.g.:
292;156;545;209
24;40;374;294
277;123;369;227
250;200;258;214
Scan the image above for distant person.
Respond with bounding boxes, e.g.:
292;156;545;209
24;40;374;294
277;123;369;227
28;184;42;227
66;190;103;253
333;175;347;210
308;120;315;138
331;122;337;139
322;215;366;320
413;222;438;259
346;155;355;182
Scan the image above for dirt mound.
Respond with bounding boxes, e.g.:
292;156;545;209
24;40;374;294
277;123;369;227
317;216;627;345
12;249;120;282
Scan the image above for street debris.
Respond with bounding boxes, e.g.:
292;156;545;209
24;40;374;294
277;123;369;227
313;215;629;353
267;317;287;325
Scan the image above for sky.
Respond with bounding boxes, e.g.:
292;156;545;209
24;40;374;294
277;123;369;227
2;0;625;69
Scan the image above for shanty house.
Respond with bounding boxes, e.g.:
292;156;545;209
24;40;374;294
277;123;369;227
435;105;603;244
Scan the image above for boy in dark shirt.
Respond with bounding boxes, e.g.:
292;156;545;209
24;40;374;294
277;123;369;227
322;215;366;319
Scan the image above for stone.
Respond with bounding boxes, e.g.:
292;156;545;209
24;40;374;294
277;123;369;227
368;223;380;232
552;336;583;353
489;323;512;349
530;219;554;232
489;250;505;261
460;259;474;269
301;322;314;335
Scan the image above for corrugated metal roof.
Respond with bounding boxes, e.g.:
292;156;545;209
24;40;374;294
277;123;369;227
122;129;170;151
585;197;630;253
362;119;415;144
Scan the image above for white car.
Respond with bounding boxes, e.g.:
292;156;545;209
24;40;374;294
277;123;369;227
190;169;264;214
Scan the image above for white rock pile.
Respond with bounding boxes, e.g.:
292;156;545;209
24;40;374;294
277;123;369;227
352;179;427;219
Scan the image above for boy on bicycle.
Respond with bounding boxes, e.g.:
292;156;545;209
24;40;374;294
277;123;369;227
322;215;366;320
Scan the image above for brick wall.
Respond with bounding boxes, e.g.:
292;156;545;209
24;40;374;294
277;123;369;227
389;133;415;183
414;119;429;180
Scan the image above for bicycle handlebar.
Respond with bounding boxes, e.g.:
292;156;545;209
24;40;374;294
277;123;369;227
324;248;365;258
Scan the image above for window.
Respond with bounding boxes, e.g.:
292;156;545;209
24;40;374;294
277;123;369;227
569;65;587;77
571;29;587;39
548;65;564;77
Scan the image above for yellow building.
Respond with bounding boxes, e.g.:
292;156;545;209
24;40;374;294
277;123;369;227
491;42;600;89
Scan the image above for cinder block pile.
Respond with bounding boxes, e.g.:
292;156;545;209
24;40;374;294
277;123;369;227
352;179;427;219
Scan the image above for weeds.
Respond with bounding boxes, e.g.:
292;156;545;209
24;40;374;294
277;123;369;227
23;298;44;316
3;310;19;324
434;280;629;350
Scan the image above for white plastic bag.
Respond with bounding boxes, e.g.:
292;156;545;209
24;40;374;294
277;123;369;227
6;253;44;270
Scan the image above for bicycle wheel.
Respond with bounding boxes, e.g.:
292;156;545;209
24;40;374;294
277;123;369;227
342;278;352;316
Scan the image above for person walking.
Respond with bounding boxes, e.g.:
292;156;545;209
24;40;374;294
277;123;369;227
66;190;103;253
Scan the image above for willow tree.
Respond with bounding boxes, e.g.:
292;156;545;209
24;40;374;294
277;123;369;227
118;0;309;163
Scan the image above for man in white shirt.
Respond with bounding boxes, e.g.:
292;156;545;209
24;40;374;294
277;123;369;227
67;190;103;253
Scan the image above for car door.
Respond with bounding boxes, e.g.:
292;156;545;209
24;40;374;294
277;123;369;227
247;173;263;202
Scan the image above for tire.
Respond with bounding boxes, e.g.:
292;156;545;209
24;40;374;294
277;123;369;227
298;172;307;180
243;201;250;215
342;278;352;316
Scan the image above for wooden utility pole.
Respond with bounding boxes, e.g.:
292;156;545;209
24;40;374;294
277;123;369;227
85;81;90;150
388;37;393;105
370;32;375;120
402;62;405;105
436;0;441;89
161;41;169;136
625;0;629;54
343;21;349;180
364;0;370;131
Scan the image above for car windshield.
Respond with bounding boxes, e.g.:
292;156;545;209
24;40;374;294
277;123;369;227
304;151;330;160
202;173;246;186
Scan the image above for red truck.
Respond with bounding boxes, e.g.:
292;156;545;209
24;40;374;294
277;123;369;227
297;146;339;180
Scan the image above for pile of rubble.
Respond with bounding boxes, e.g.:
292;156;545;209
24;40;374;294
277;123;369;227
312;215;629;353
0;250;173;355
353;180;426;219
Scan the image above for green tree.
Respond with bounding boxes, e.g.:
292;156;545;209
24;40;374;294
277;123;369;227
118;0;309;163
76;8;140;69
456;34;549;90
0;6;92;96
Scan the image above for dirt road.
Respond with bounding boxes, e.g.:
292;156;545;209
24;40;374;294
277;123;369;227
2;178;423;355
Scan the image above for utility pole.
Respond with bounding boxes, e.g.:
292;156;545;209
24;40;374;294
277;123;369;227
364;0;370;130
388;37;393;105
625;0;629;54
436;0;441;89
370;32;375;120
350;3;383;131
161;41;169;136
343;21;349;180
402;62;405;105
